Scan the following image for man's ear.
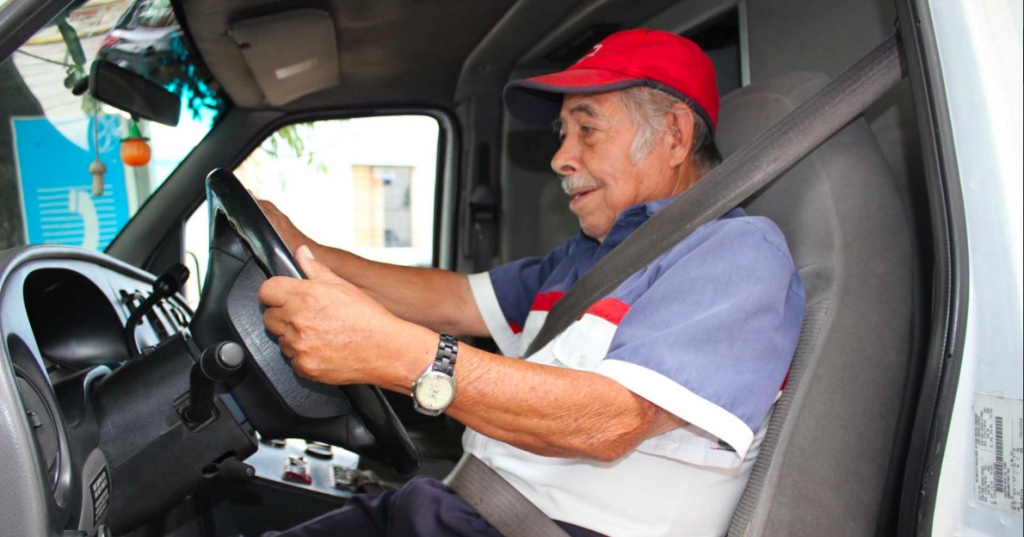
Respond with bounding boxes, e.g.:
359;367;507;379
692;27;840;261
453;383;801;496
666;104;697;168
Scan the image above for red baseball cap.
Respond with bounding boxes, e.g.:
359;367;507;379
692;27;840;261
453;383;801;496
504;29;720;132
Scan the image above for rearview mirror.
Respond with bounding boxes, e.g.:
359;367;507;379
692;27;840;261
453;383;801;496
89;60;181;127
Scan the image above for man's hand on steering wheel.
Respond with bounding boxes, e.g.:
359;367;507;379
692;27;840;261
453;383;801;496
256;198;315;256
259;245;437;392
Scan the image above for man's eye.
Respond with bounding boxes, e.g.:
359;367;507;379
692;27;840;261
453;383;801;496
580;125;594;135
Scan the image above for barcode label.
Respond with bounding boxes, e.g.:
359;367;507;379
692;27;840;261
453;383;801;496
994;416;1005;495
973;394;1022;517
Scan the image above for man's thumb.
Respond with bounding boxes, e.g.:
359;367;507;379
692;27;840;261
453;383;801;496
296;245;337;282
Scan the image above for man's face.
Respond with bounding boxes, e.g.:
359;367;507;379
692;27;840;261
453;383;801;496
552;92;678;242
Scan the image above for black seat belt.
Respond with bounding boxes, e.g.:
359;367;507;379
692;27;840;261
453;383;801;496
448;35;906;537
523;35;906;358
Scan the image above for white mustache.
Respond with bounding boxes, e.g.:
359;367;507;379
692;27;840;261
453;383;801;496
560;174;602;196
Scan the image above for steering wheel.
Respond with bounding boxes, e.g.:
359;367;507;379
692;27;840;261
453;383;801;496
190;168;420;475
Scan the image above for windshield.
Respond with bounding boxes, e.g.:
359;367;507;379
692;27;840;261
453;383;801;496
1;0;227;252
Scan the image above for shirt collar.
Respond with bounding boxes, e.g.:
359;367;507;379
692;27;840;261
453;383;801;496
583;195;746;252
644;195;746;220
644;195;678;217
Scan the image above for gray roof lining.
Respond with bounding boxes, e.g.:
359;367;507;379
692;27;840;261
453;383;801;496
181;0;517;110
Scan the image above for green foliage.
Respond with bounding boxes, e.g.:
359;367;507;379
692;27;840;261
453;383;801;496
261;122;330;175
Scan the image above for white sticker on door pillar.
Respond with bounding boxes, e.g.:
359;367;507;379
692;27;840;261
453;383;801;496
974;394;1023;516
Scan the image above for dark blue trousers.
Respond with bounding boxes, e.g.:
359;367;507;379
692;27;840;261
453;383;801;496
262;476;607;537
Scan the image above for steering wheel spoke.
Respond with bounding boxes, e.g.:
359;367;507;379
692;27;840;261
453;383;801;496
189;169;420;475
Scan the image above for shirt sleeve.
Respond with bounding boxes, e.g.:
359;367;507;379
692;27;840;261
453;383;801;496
593;219;805;467
468;240;575;357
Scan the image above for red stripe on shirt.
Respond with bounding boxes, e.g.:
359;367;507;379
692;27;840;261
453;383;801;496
509;322;523;335
580;297;631;326
531;291;565;312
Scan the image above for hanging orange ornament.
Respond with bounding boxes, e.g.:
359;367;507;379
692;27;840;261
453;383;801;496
121;122;151;167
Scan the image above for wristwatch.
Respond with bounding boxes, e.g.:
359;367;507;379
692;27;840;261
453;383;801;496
412;334;458;416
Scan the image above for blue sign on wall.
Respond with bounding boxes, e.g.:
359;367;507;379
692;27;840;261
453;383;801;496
13;115;130;251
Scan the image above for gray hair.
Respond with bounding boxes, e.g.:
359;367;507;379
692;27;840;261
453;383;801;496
617;86;722;175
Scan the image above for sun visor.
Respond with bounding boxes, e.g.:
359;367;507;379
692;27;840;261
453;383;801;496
229;10;340;107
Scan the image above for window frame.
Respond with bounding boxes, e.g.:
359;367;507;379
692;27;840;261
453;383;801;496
893;1;972;535
182;108;458;273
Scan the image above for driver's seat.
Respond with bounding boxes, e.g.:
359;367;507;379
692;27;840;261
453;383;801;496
718;73;915;536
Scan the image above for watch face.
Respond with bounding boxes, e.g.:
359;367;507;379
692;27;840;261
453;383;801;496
414;373;455;412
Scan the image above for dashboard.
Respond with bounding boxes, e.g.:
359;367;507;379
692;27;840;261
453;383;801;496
0;246;380;537
0;246;197;535
12;259;191;377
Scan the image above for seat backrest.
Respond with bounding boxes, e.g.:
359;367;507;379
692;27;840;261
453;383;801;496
718;73;914;537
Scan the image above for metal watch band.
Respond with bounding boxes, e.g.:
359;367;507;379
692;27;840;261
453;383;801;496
434;334;458;376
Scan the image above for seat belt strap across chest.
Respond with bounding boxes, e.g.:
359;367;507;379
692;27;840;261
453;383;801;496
446;454;572;537
523;35;906;358
445;35;906;537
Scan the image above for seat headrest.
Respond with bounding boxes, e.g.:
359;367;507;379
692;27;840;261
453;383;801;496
714;72;897;302
717;73;832;157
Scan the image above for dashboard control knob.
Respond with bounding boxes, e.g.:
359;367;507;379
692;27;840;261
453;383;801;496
199;341;245;381
214;456;256;481
27;410;43;429
305;441;333;460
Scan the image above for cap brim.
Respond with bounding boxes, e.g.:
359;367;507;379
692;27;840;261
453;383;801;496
504;69;645;129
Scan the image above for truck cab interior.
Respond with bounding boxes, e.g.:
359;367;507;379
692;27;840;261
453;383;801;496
0;0;970;536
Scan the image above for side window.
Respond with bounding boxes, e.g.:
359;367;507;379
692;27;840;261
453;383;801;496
183;115;441;307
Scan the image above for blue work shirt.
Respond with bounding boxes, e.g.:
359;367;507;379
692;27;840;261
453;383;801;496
470;197;805;461
465;196;805;537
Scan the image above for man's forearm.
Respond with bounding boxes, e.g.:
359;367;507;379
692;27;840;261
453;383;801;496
382;324;685;462
306;243;488;337
258;249;683;463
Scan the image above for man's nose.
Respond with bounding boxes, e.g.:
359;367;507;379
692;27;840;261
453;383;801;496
551;137;579;176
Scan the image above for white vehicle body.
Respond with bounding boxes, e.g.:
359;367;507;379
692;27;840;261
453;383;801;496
932;0;1024;535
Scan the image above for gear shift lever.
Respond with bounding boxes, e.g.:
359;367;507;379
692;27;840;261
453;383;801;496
183;341;245;425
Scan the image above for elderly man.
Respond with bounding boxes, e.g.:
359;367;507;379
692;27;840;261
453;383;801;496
257;29;804;537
